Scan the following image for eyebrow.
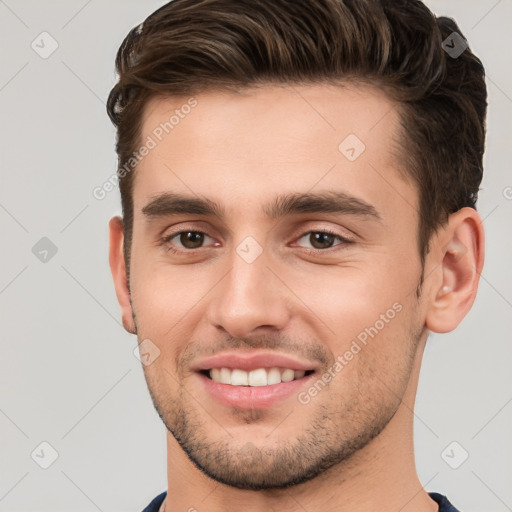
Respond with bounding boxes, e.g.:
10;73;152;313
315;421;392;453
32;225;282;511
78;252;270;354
141;191;382;222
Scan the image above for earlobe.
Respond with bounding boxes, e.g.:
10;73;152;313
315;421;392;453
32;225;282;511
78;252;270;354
108;216;137;334
425;207;485;334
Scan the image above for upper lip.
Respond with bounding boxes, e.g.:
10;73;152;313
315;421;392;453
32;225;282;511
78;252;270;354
193;351;318;372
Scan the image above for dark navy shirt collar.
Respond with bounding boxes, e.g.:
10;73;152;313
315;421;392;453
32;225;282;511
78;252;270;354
142;490;460;511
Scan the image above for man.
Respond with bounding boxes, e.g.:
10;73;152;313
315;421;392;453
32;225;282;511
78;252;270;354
106;0;487;510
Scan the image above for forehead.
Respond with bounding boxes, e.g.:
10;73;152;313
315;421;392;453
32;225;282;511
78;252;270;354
140;83;400;158
133;83;413;218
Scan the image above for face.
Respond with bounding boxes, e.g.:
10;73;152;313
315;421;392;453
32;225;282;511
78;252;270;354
123;84;427;489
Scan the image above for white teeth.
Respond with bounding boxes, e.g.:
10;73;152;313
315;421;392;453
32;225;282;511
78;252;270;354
281;369;294;382
208;367;309;386
267;367;281;385
219;367;231;385
231;369;248;386
248;368;267;387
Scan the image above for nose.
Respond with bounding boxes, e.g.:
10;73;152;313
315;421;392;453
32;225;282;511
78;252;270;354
205;247;291;339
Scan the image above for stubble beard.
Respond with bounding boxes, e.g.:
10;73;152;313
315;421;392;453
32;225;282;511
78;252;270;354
142;332;422;490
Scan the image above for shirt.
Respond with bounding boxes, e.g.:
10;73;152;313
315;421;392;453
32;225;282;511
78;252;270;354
141;490;460;511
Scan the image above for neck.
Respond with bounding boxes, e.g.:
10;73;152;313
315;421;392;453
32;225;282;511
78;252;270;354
162;339;437;512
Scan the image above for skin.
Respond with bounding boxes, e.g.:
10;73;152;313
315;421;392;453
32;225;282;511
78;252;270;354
109;84;484;512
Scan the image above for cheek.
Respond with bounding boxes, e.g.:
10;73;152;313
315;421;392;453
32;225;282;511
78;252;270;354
323;301;419;414
287;258;422;395
288;257;416;340
129;257;218;346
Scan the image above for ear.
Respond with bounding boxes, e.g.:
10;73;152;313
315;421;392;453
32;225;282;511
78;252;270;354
425;207;485;333
109;216;136;334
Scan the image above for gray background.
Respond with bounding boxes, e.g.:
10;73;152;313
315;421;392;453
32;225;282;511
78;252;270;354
0;1;510;511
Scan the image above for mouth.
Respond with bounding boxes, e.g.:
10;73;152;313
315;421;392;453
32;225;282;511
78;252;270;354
200;367;315;386
193;351;318;409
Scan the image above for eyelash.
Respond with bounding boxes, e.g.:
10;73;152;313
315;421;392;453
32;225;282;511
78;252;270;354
160;228;353;255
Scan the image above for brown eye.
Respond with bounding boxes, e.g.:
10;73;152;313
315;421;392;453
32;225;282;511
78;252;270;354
178;231;205;249
294;230;352;252
309;232;336;249
161;229;217;255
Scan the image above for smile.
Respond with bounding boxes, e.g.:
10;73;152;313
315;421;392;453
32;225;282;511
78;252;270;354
204;367;313;386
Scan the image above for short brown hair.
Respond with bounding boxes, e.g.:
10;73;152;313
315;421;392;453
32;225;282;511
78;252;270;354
107;0;487;276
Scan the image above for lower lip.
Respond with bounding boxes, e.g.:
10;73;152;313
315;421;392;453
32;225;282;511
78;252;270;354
198;372;315;410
